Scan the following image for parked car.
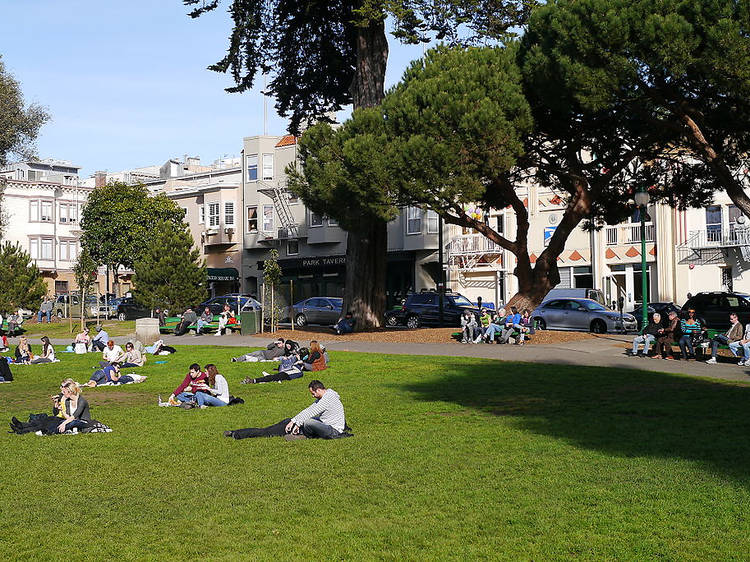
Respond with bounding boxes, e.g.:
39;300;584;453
681;292;750;330
289;297;343;327
386;291;479;329
542;288;606;306
200;294;261;315
52;294;109;319
630;302;682;329
113;297;151;321
532;298;637;333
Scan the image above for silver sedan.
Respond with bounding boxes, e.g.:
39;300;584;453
532;298;637;333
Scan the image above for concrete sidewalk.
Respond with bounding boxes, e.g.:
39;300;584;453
42;331;750;384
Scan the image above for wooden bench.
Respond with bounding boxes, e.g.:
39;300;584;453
159;315;242;335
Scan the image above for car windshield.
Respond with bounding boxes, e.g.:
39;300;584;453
329;298;343;306
581;300;607;311
450;295;473;307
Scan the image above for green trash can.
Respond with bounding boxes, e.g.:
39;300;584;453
240;311;260;335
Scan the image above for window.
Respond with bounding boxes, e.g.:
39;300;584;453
224;202;235;226
496;214;505;235
247;206;258;232
327;217;338;227
573;266;593;288
246;154;258;181
208;203;220;227
406;206;422;234
309;211;323;227
41;201;53;222
30;238;39;259
59;203;77;224
706;205;722;242
287;240;299;256
606;227;617;245
30;201;39;222
59;240;77;261
59;204;68;223
199;204;205;224
729;204;742;241
41;238;53;260
427;210;438;234
262;154;273;180
262;204;274;231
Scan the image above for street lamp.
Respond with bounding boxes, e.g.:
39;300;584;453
634;186;651;330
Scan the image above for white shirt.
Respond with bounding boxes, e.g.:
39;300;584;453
102;345;124;362
212;374;230;403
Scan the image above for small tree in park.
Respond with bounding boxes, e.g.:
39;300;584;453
132;221;207;314
72;248;99;331
0;242;47;313
262;249;283;332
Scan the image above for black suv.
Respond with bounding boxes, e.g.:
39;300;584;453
386;291;479;329
681;292;750;329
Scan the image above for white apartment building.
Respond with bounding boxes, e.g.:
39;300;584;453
0;159;94;295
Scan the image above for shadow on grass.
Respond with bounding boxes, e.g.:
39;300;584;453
401;360;750;482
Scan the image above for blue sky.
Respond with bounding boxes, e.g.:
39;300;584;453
0;0;428;177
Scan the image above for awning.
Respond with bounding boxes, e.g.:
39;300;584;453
207;267;239;282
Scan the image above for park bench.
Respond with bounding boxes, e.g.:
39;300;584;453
452;326;528;343
159;315;242;335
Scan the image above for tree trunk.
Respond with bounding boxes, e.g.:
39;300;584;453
341;8;389;330
343;220;387;329
505;254;561;312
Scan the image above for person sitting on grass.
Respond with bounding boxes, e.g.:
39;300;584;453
655;311;680;360
196;307;212;336
91;325;109;351
333;311;355;335
73;327;91;352
705;312;744;365
55;379;92;434
195;364;230;408
121;342;145;368
629;313;662;357
30;336;56;364
100;340;125;368
225;379;347;440
678;309;703;360
231;338;285;362
14;336;32;364
167;363;210;405
10;379;73;435
303;340;327;371
0;334;8;353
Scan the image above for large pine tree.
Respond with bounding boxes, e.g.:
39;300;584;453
132;221;208;313
0;242;47;312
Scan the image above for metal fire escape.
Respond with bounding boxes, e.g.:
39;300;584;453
446;234;504;285
676;227;750;265
257;180;299;240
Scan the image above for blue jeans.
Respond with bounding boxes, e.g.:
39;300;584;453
37;310;51;323
632;334;656;354
678;335;695;358
484;324;501;341
301;418;341;439
196;319;209;334
176;392;195;403
195;393;227;407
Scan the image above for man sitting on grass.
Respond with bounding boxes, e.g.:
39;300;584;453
231;338;285;362
225;380;347;440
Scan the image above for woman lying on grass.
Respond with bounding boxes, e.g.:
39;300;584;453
84;363;135;387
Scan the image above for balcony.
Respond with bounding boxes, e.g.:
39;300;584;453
605;224;655;245
202;227;239;247
677;227;750;264
447;234;502;256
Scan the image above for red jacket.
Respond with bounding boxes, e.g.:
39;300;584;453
173;371;210;396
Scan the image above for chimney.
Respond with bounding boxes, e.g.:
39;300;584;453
94;171;107;187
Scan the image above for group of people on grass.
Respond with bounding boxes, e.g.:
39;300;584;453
630;309;750;365
461;307;535;345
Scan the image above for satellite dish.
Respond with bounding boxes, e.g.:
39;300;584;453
737;215;746;225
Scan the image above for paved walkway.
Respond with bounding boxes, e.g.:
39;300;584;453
44;332;750;384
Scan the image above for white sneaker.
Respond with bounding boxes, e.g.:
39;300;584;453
35;430;43;436
739;360;746;366
706;357;717;364
214;332;222;337
262;371;272;377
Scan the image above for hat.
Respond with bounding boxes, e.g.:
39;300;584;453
95;325;103;331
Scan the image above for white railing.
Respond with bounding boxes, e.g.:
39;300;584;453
447;234;502;255
687;227;750;249
606;224;655;245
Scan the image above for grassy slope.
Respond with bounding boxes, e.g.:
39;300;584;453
1;348;750;560
18;319;137;339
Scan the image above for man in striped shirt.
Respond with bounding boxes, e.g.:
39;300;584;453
225;380;346;440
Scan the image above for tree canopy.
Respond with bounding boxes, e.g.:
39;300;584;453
520;0;750;218
132;221;207;312
0;242;47;312
0;56;49;168
80;182;186;294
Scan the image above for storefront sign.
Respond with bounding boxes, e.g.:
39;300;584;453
207;267;239;281
300;256;346;268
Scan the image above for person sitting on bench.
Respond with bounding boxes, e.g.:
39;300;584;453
174;308;198;336
656;311;679;360
629;313;662;357
706;313;743;364
225;380;346;440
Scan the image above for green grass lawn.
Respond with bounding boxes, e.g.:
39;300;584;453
2;347;750;560
16;319;137;339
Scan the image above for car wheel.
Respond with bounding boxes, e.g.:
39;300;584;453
591;319;607;334
385;314;399;327
535;317;546;330
406;315;420;329
295;313;307;327
56;310;64;319
117;312;126;321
